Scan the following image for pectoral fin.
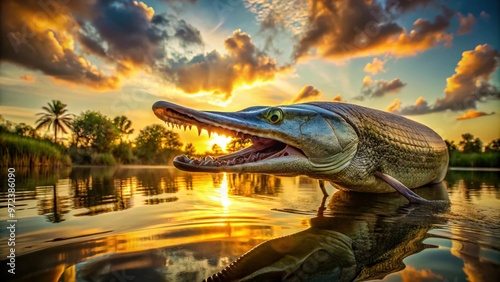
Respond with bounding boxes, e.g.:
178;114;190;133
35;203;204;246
374;172;429;204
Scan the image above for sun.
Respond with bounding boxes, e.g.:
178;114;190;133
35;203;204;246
207;133;233;152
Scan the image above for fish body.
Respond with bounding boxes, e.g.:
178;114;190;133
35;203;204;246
152;101;449;194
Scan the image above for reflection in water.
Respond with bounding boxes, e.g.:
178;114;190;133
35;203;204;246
0;167;498;282
37;184;70;223
204;184;450;281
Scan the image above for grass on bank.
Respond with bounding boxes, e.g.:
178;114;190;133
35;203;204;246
0;133;71;167
449;151;500;168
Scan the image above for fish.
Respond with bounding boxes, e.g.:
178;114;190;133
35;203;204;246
152;101;449;203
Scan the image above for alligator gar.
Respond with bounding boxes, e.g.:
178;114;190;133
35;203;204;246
152;101;449;202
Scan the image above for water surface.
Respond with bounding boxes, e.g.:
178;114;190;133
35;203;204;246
0;166;498;281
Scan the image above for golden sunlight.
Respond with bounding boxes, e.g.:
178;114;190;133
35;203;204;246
219;173;231;211
207;133;233;153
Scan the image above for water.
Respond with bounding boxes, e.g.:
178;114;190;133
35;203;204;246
0;166;498;281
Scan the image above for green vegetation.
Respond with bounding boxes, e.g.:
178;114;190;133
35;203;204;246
0;133;71;167
445;134;500;168
1;101;499;168
135;124;182;164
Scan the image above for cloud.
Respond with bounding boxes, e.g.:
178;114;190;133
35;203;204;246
244;0;309;35
0;0;120;89
360;76;406;99
163;30;291;100
87;1;203;67
399;266;443;282
480;11;489;19
435;44;500;111
0;0;203;90
364;58;387;75
456;110;494;120
20;74;36;83
394;44;500;115
386;98;401;113
385;0;434;13
292;1;454;60
332;94;346;102
388;97;431;115
293;85;321;103
457;13;476;35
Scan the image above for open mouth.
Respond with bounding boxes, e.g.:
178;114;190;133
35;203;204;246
153;106;306;170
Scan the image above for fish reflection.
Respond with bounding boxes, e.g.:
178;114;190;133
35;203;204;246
204;184;449;281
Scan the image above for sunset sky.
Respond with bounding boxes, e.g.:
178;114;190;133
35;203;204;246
1;0;499;152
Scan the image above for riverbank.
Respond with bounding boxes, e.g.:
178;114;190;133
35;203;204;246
0;133;71;167
449;151;499;168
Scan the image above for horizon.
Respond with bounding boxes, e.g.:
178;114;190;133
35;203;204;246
1;0;499;152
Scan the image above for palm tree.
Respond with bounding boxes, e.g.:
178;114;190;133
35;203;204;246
113;115;134;143
35;100;73;143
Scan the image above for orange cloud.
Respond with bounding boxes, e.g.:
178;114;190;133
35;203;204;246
1;0;205;91
0;1;121;90
364;58;387;75
164;30;291;101
387;98;401;113
436;44;499;111
457;13;476;35
20;74;36;83
393;44;500;115
456;110;494;120
332;94;345;102
391;96;430;115
399;266;444;282
293;1;454;60
293;85;321;103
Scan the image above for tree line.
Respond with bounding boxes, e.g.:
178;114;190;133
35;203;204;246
1;100;499;167
445;133;499;168
0;100;253;166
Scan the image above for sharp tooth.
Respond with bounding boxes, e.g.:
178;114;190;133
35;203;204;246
197;127;202;136
249;154;256;162
208;131;212;138
188;125;192;130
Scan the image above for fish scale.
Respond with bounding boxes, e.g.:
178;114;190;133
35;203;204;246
306;102;448;193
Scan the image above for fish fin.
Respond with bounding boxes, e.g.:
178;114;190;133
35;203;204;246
319;180;328;196
374;172;429;204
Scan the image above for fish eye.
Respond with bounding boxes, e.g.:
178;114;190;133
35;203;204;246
265;108;283;124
